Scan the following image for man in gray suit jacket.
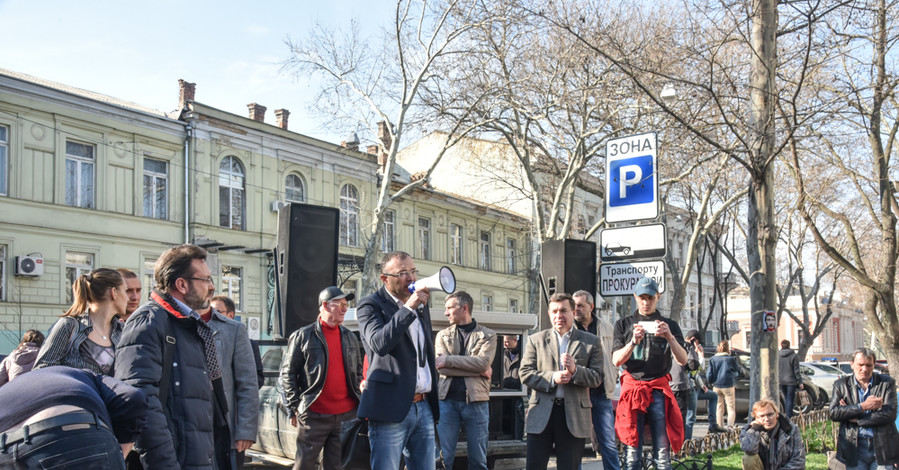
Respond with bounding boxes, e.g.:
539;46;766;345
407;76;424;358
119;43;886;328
207;296;259;470
520;292;604;470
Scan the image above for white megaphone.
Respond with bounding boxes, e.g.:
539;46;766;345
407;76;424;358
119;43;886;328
408;266;456;294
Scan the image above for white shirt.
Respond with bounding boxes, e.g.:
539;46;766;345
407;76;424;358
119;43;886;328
386;291;432;394
553;328;572;398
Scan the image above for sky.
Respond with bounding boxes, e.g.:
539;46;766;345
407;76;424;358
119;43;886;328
0;0;385;142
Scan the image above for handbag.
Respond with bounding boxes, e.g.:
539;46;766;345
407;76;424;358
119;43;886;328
797;389;811;408
340;417;371;470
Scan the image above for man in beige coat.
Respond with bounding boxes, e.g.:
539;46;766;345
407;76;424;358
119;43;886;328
435;291;496;470
520;292;604;470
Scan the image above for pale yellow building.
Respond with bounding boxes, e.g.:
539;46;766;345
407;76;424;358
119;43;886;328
0;69;531;352
725;287;866;360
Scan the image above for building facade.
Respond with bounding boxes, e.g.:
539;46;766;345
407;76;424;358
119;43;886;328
0;69;531;352
726;288;865;360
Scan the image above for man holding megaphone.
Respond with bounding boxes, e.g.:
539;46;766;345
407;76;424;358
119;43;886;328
356;251;440;470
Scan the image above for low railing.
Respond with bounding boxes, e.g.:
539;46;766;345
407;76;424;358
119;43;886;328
610;409;833;470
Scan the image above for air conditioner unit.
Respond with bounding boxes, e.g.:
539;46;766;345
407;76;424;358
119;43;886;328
15;255;44;276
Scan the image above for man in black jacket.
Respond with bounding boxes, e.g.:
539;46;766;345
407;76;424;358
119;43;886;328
279;286;362;470
830;348;899;469
115;244;231;470
778;340;803;418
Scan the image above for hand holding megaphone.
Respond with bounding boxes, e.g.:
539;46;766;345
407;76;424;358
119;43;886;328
408;266;456;294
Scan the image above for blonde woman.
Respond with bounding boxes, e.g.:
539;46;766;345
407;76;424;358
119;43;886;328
34;268;126;375
707;340;740;429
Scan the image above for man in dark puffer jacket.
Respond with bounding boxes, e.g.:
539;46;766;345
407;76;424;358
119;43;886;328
115;244;231;470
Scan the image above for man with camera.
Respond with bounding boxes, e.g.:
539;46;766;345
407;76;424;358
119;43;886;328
612;276;688;470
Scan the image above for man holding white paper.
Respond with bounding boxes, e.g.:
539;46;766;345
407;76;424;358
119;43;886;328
612;277;688;470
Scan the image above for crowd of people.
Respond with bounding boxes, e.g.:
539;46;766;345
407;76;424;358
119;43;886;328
0;244;261;470
1;245;897;470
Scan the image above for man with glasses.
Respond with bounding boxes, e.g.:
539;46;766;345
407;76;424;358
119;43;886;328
830;348;899;470
356;251;439;470
739;399;804;470
279;286;362;470
115;244;232;469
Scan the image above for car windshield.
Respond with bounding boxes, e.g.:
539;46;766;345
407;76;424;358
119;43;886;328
813;363;844;375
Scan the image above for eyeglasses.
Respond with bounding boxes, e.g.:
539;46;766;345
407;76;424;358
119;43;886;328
183;276;215;284
757;412;777;420
327;301;349;309
383;270;419;278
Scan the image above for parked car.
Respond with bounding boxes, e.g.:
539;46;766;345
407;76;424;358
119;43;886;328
800;362;845;402
836;361;891;376
694;349;826;421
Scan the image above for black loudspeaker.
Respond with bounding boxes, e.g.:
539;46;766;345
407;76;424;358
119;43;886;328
540;239;597;325
275;203;340;337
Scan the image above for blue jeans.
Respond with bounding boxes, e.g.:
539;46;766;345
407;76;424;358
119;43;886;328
0;423;125;469
846;436;891;470
437;400;489;470
369;400;435;470
589;394;620;470
696;388;718;429
624;390;671;470
781;385;797;418
685;389;698;439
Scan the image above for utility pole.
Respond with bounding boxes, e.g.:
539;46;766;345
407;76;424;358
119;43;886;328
747;0;780;406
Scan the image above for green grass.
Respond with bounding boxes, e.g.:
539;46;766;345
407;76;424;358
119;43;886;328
702;419;835;469
706;445;828;469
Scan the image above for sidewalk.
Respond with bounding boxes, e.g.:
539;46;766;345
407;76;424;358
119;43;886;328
545;420;714;470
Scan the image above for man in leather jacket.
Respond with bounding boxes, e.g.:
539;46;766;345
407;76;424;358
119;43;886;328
279;286;363;470
740;399;804;470
830;348;899;470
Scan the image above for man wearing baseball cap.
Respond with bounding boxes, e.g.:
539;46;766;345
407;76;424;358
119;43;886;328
612;276;688;470
279;286;363;470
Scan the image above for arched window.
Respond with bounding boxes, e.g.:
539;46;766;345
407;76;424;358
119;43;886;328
285;173;305;203
339;184;359;246
219;156;245;229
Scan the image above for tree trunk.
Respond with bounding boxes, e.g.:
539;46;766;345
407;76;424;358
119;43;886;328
748;0;779;407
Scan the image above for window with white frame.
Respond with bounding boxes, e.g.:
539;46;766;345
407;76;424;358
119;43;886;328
0;125;8;196
142;257;157;301
418;217;431;260
482;295;493;312
479;231;491;270
0;245;6;301
381;210;395;252
219;156;246;229
143;158;168;219
65;141;95;208
450;224;463;265
506;238;516;273
221;266;242;311
285;173;305;203
510;298;519;313
339;184;359;246
65;251;94;304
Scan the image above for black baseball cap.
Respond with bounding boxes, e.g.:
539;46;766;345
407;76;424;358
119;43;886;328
319;286;355;304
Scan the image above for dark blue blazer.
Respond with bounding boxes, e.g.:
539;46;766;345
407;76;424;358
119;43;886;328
356;286;439;423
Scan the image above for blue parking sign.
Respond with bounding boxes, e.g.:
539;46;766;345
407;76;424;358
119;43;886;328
605;132;658;223
609;155;654;207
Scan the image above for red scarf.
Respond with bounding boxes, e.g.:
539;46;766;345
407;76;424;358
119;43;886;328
615;372;684;453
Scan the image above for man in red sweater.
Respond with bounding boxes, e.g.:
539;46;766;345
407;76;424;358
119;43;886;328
279;286;364;470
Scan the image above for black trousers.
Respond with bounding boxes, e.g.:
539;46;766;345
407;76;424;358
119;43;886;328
526;402;585;470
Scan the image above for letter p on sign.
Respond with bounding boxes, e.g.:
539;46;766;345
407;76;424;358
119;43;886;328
609;155;654;207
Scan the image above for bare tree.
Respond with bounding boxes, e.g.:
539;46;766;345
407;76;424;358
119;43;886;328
539;0;847;404
789;0;899;369
283;0;496;295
